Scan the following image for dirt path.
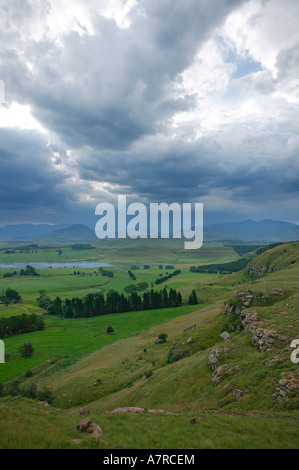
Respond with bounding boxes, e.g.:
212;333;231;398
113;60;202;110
8;305;30;314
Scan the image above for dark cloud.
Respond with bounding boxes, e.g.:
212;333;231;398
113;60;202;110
0;0;299;225
0;127;74;222
1;0;246;150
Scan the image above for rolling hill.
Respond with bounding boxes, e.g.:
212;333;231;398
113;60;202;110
0;242;298;448
40;224;98;242
206;219;299;242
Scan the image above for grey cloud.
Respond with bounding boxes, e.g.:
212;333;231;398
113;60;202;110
1;0;246;151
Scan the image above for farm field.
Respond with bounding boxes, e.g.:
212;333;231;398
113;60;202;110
0;251;221;382
0;241;298;449
0;239;239;265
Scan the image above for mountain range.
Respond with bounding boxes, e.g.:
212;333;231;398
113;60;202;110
0;219;298;243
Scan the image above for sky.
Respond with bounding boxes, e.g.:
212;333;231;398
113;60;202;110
0;0;299;227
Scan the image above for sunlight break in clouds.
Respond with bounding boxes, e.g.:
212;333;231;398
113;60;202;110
0;0;298;225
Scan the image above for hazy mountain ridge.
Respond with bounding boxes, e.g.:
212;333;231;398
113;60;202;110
0;219;298;243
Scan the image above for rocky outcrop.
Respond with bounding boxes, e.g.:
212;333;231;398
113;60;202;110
110;407;174;415
247;263;269;277
223;289;290;351
76;418;92;432
76;418;103;440
223;383;246;401
251;328;291;352
208;347;228;371
272;373;299;403
208;349;221;371
111;407;144;414
224;289;287;317
212;364;241;385
85;424;103;439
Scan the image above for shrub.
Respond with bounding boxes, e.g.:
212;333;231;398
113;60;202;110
5;381;20;397
24;370;33;378
188;289;198;305
167;342;190;364
37;387;53;404
106;326;114;334
20;382;37;399
19;342;34;358
157;333;168;343
144;370;153;379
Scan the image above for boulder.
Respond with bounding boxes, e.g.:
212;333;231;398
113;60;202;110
186;337;193;344
220;331;230;341
111;407;144;414
86;423;103;439
79;407;90;415
183;325;196;332
76;418;92;432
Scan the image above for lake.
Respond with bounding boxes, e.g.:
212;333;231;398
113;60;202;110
0;262;113;270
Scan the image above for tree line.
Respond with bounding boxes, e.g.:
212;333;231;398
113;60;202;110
2;265;40;279
40;287;183;318
0;313;45;338
155;269;181;285
190;258;249;274
99;267;114;278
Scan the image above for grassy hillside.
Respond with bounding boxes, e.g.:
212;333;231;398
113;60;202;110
0;242;298;448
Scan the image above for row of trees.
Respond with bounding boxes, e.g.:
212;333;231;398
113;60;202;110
2;265;40;279
99;267;114;278
43;287;183;318
190;258;249;274
155;269;181;285
0;313;44;338
128;270;136;281
19;265;40;277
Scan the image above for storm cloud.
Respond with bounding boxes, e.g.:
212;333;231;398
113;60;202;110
0;0;298;225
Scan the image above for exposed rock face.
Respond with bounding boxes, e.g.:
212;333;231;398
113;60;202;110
272;373;299;403
111;407;144;414
224;289;287;318
251;328;291;352
212;364;241;385
208;349;222;371
208;347;229;371
223;383;246;401
223;289;290;351
247;263;269;277
110;407;174;415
